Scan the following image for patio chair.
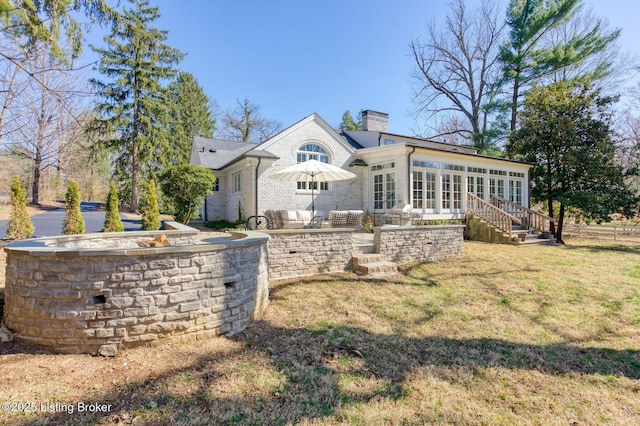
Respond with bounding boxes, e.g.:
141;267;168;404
329;210;348;228
345;210;364;230
411;212;424;225
264;210;283;229
245;215;270;230
303;215;323;229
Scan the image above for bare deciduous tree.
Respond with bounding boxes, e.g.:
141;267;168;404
409;0;505;153
2;47;90;204
219;98;282;142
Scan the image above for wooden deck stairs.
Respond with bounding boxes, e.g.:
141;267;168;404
466;193;556;245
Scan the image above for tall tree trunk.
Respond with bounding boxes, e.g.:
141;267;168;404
556;202;565;244
32;155;41;205
131;138;139;212
547;197;556;237
510;76;520;132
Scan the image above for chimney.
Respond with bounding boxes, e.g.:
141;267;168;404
361;110;389;132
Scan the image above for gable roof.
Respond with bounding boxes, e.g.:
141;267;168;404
191;136;278;170
258;112;356;155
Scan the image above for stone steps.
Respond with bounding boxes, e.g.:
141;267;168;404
354;260;398;274
352;252;398;274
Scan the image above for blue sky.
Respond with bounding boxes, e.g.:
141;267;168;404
84;0;640;137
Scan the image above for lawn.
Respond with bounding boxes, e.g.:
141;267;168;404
0;240;639;425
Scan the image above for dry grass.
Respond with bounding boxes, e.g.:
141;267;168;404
1;240;639;425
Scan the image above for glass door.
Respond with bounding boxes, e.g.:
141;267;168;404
373;171;395;211
442;173;463;213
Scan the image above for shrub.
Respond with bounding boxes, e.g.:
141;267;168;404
6;176;34;239
203;219;244;231
103;182;124;232
62;180;85;235
141;178;161;230
160;165;216;224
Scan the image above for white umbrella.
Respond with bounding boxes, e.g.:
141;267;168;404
269;159;356;213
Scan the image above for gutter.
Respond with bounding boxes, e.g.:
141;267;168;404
255;157;262;216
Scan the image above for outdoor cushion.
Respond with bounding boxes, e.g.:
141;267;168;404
279;210;301;227
329;210;348;228
346;210;364;230
296;210;312;223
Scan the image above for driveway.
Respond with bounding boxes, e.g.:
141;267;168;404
0;202;141;238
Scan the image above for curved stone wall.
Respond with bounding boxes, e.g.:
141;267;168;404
2;224;269;356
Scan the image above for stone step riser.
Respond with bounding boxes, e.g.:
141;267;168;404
353;246;375;254
353;254;389;267
354;261;398;274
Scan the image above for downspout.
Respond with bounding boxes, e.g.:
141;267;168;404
204;194;208;222
407;146;416;208
255;157;262;216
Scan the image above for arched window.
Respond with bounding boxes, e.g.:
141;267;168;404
297;143;330;191
297;143;329;163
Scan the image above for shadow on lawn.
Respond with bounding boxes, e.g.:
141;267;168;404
563;242;640;255
22;319;640;426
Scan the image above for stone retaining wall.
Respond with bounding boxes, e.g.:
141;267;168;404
266;228;354;281
2;225;269;356
49;223;199;249
374;225;464;264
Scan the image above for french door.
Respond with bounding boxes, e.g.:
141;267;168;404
442;173;462;213
373;171;395;211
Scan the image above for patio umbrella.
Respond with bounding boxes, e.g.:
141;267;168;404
269;159;356;213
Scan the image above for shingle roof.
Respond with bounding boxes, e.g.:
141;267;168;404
192;137;278;170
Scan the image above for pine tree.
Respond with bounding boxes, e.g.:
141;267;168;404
141;178;161;230
6;176;34;240
167;72;215;164
338;110;363;131
103;182;124;232
62;180;85;235
91;0;184;212
500;0;620;133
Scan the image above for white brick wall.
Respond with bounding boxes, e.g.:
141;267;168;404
257;116;363;217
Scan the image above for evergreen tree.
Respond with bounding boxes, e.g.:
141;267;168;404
91;0;184;212
509;80;638;243
7;176;34;239
141;178;161;230
103;182;124;232
0;0;113;61
62;180;85;235
500;0;620;133
338;110;363;131
166;72;215;164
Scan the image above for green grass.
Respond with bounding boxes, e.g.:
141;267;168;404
1;240;640;425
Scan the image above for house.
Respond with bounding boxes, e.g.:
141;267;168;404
190;110;532;223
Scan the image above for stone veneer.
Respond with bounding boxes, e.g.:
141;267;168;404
2;223;269;356
374;225;464;264
266;228;354;281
